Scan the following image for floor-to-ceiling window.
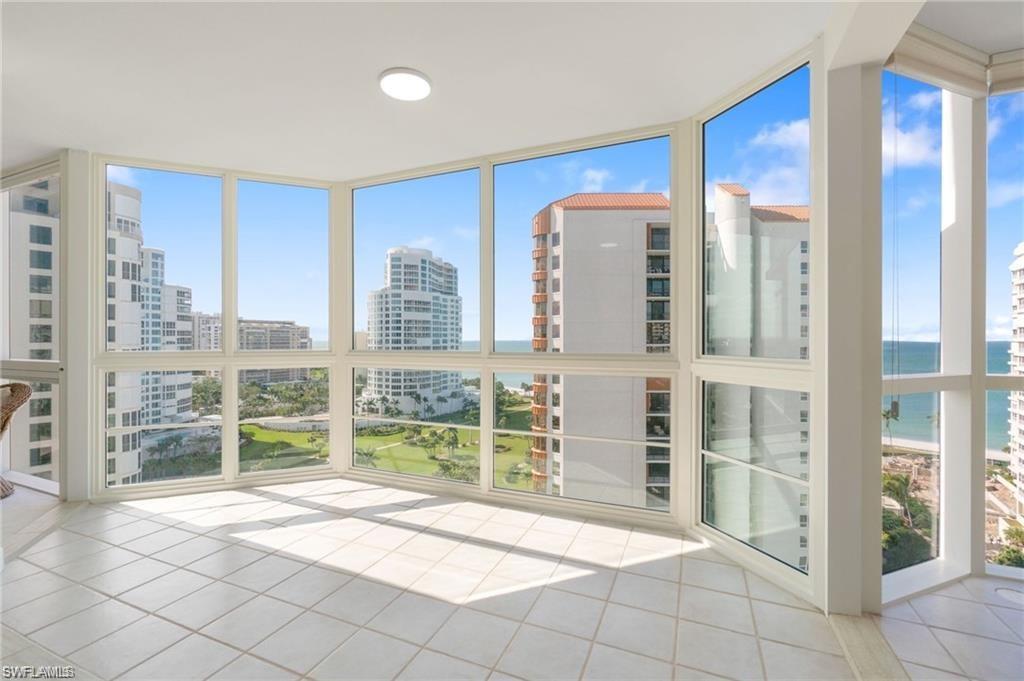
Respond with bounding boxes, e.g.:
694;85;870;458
1;165;62;493
698;64;814;576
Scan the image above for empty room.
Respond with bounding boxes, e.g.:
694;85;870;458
1;1;1023;680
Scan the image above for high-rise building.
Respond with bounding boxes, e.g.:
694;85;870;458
364;247;464;416
191;313;312;384
703;182;810;571
529;193;672;509
1006;242;1024;521
105;181;195;486
2;177;61;480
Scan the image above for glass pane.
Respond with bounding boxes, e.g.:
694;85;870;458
493;137;671;353
494;372;671;443
354;418;480;484
106;371;220;428
703;383;809;480
494;433;669;511
238;180;328;351
881;392;940;573
105;165;221;351
3;174;60;361
238;368;329;473
353;169;479;351
881;73;942;375
988;390;1024;567
987;92;1024;373
0;381;59;482
136;427;222;485
703;66;810;360
104;371;222;487
703;457;808;572
354;368;480;426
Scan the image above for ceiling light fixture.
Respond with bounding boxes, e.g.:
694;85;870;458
379;67;432;101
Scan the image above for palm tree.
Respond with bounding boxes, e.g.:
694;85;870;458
881;407;899;451
355;446;377;468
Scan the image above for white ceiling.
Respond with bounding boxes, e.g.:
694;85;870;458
2;2;840;182
915;1;1024;55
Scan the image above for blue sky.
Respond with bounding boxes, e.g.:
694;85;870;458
882;74;1024;343
111;65;1021;348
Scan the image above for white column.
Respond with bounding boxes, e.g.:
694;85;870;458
823;64;882;615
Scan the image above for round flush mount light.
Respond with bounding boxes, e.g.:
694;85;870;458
379;67;432;101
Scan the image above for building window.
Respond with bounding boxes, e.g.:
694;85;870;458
353;169;478;352
29;300;52;318
238;369;329;473
30;397;52;417
29;250;52;269
29;422;52;442
703;65;810;359
30;447;52;467
29;275;52;294
494;136;670;353
29;324;52;343
29;224;52;245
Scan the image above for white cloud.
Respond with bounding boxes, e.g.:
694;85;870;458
409;236;436;249
107;165;138;185
627;179;649;193
882;109;940;172
750;118;809;150
744;165;809;206
988;323;1013;341
581;168;611;192
452;226;477;241
906;90;941;111
990;180;1024;208
988;115;1004;144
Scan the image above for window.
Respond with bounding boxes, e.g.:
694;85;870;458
702;382;810;572
30;397;51;417
703;66;810;359
30;447;52;467
29;422;52;442
353;169;479;352
494;136;671;353
29;300;52;319
238;180;328;351
882;392;940;573
882;73;942;375
105;165;221;352
353;368;480;483
239;368;329;473
30;225;52;245
102;371;222;486
29;250;52;269
29;325;52;343
493;373;672;510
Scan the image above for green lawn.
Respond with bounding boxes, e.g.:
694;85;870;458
239;424;329;473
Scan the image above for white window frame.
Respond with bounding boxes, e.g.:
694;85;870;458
689;42;826;606
1;156;66;496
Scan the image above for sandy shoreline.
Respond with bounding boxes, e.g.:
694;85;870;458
883;436;1010;463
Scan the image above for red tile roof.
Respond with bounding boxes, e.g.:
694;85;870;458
550;193;670;210
751;205;810;222
717;183;750;196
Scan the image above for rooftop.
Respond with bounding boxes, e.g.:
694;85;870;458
547;192;671;211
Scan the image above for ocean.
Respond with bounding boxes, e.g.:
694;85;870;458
885;340;1012;452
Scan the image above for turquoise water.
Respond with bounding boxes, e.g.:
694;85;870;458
884;341;1010;450
463;339;1013;451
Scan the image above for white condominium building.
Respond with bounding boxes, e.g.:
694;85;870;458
529;193;672;509
1007;242;1024;520
364;247;464;416
192;312;311;384
2;177;61;480
105;181;195;486
703;182;810;571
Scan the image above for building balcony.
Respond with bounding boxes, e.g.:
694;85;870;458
532;315;548;326
532;338;548;351
531;403;547;416
532;247;548;259
532;293;548;304
531;270;548;281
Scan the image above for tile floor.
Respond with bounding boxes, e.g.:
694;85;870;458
0;477;852;680
878;575;1024;680
1;484;71;558
9;477;1016;680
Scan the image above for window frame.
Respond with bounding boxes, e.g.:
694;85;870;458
691;44;824;602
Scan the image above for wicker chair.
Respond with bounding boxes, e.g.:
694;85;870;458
0;382;33;499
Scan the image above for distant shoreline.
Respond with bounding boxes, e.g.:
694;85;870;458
884;436;1010;464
